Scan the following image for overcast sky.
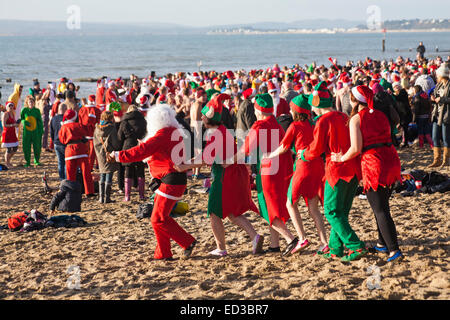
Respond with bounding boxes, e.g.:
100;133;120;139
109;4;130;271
0;0;449;27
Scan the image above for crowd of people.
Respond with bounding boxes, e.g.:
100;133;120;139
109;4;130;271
1;45;449;262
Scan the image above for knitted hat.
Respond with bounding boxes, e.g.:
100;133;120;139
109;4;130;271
290;94;311;116
351;85;374;110
201;93;231;122
436;64;450;78
308;81;332;108
254;93;274;114
63;109;77;123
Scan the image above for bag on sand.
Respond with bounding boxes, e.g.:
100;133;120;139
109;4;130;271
8;212;29;231
21;209;48;232
136;202;153;219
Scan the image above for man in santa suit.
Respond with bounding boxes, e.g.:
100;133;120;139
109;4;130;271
96;78;106;112
110;104;196;261
267;81;290;117
78;95;102;171
59;109;95;197
105;80;118;106
136;94;152;117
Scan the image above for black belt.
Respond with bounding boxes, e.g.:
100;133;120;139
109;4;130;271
149;172;187;192
362;142;392;152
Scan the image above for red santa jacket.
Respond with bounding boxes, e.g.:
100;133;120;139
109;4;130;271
78;105;101;139
301;111;361;188
96;87;106;110
59;122;89;160
118;127;184;180
105;88;117;105
274;98;290;118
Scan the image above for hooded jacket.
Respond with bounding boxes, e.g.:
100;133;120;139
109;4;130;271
49;180;82;213
118;110;147;151
93;122;121;173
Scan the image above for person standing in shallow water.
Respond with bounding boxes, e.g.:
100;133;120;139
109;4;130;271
331;85;403;263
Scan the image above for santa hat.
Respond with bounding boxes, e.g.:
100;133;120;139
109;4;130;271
267;81;277;93
341;75;352;86
372;74;381;82
351;85;374;110
225;70;235;80
87;95;96;105
158;94;167;102
201;93;231;122
308;81;332;109
254;93;274;114
5;101;15;109
62;109;77;124
242;88;255;100
290;94;311;116
294;83;303;93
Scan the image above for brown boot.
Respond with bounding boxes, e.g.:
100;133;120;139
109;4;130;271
441;147;449;167
428;147;442;168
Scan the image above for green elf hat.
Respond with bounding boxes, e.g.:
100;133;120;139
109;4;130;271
254;93;274;114
308;81;332;108
201;93;231;122
290;94;311;116
190;81;199;90
206;88;220;102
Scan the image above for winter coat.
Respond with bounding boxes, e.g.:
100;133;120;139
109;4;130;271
93;122;121;173
49;180;82;213
393;89;413;126
432;80;450;125
118;110;147;152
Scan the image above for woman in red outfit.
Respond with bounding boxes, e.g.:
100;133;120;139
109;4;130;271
1;101;20;167
111;104;196;261
331;85;403;263
266;94;328;254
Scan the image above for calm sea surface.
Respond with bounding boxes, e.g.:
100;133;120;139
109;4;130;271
1;32;450;99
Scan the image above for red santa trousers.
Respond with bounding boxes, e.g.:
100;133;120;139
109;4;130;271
151;183;195;259
66;156;95;195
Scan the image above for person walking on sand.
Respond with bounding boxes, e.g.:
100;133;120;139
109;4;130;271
20;95;43;167
230;93;299;256
174;94;264;257
110;104;196;261
1;101;20;167
266;94;328;255
331;85;403;262
298;81;367;262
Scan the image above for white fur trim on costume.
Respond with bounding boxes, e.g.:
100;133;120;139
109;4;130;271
65;154;88;161
313;90;319;96
88;114;97;118
155;189;182;201
2;142;19;148
351;87;367;103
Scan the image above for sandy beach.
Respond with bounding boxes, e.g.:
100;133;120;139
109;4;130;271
0;143;448;300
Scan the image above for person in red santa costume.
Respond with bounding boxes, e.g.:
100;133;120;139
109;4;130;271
105;80;118;106
78;94;102;171
267;81;290;118
58;109;95;197
110;104;197;261
96;78;106;112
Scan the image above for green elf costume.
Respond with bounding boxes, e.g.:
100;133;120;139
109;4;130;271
298;81;367;261
21;103;43;167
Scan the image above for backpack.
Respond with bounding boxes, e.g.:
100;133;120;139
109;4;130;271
136;202;153;219
8;212;29;231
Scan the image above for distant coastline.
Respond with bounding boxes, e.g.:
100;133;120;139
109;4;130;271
207;28;450;35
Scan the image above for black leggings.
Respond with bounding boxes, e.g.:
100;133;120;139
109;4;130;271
366;186;400;252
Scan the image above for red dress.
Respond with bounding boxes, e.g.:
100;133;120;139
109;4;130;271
242;115;293;225
359;108;401;192
281;121;325;204
203;125;258;219
1;113;19;148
